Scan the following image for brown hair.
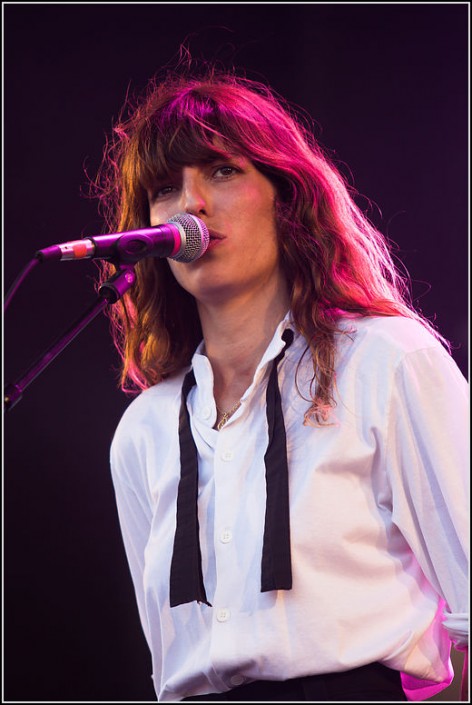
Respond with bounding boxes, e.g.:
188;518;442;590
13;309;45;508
92;66;449;424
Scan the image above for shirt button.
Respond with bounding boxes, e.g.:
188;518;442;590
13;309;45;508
221;450;234;462
216;608;230;622
201;406;212;420
220;529;232;543
230;675;245;686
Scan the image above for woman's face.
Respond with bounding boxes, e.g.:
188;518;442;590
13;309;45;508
147;155;286;307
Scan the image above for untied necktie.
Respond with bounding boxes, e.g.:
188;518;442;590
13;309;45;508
169;328;294;607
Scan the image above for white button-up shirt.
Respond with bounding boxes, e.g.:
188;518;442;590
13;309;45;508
110;314;469;702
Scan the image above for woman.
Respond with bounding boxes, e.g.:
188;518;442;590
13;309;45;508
95;66;468;701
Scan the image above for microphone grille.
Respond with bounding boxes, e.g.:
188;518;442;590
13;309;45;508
167;213;210;263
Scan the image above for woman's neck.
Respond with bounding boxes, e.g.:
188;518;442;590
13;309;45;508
197;284;290;411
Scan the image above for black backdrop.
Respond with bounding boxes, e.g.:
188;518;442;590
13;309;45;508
4;3;468;702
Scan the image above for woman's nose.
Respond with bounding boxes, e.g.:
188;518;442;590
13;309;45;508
180;168;207;215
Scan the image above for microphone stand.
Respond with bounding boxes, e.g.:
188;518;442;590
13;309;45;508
4;264;137;412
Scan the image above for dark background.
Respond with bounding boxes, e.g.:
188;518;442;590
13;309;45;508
4;3;468;702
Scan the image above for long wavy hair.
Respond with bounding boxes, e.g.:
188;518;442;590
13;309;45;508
92;65;449;424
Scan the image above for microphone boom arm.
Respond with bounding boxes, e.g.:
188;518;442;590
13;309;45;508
4;264;137;412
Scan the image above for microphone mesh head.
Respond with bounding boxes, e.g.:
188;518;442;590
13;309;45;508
167;213;210;263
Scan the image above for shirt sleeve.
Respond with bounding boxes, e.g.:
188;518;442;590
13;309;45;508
110;422;154;649
384;345;469;649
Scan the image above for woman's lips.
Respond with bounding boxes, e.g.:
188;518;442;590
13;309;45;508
207;229;225;250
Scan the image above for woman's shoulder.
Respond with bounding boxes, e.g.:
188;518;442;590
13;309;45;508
332;315;457;381
112;370;187;442
338;314;448;356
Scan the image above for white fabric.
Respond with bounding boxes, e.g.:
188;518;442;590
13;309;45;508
110;315;469;701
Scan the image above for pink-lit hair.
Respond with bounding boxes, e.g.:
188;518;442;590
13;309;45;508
92;65;449;424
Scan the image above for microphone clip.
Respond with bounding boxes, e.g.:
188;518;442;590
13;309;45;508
98;264;137;303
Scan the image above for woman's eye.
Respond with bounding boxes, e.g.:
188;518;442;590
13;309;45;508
213;165;239;178
153;185;176;200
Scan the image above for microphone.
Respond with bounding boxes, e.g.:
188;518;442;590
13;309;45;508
34;213;210;264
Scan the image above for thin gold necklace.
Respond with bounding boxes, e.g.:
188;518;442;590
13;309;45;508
215;400;242;431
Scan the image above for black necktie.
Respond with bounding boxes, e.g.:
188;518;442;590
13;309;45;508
169;328;294;608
